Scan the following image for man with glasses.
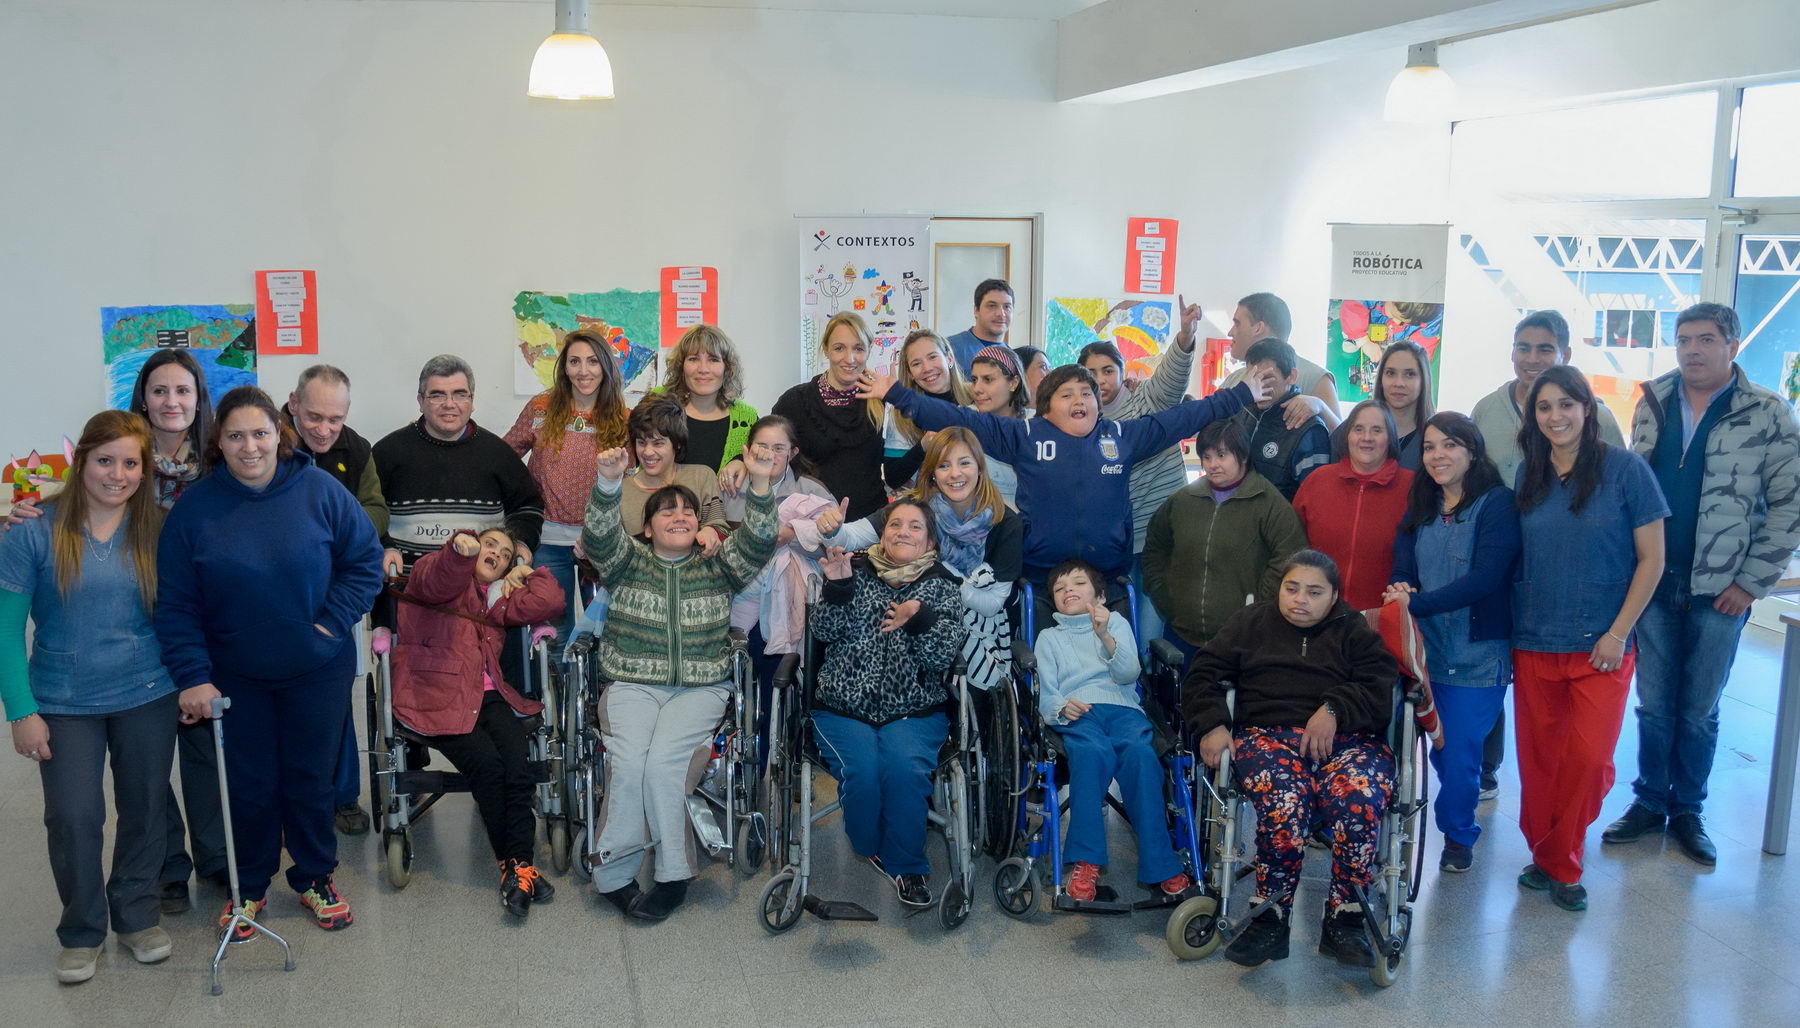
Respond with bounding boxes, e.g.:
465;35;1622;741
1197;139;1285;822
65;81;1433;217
374;354;544;575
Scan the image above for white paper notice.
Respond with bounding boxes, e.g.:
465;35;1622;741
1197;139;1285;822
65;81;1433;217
678;267;704;279
1135;237;1166;252
275;328;304;348
276;311;301;327
670;280;708;293
675;292;703;309
1139;252;1163;269
675;310;703;328
265;272;305;293
1143;222;1161;235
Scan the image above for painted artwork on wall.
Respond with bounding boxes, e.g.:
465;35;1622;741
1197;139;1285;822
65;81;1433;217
1042;297;1174;377
513;289;660;396
100;304;258;412
1326;299;1444;402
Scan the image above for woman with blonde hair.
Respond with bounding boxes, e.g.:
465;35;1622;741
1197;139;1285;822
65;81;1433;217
504;329;630;653
882;330;974;491
1;411;178;983
657;323;760;472
770;312;888;518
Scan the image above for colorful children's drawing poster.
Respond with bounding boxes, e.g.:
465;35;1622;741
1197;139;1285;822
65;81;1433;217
1326;224;1449;402
513;290;660;396
100;304;258;412
1042;297;1174;377
660;266;718;346
797;218;931;378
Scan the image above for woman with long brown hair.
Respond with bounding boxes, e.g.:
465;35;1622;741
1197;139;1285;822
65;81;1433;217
504;329;630;653
1;411;177;983
881;329;974;490
656;323;760;472
1372;340;1435;471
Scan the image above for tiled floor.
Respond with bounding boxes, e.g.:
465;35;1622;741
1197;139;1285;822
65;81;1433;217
3;625;1797;1027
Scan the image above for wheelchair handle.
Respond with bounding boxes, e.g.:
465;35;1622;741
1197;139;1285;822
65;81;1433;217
371;627;393;656
530;624;558;648
1009;637;1037;675
771;651;802;689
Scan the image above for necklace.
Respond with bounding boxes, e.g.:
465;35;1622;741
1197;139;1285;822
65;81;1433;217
86;529;118;564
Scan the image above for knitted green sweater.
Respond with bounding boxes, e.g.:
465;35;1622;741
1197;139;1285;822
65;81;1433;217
581;477;777;687
648;388;759;471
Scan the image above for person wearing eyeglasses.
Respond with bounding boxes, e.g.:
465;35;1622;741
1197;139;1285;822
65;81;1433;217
373;355;545;577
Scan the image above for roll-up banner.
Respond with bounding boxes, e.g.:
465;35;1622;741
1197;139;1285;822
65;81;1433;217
1327;223;1449;403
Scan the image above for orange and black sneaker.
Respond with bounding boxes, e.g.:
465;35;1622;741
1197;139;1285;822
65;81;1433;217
298;877;353;930
1159;872;1193;896
1065;861;1102;903
218;897;266;943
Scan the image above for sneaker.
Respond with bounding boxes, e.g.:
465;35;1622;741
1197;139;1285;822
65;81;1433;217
1158;872;1193;896
116;926;173;964
159;881;191;916
893;873;932;908
500;860;533;918
334;803;371;835
1440;841;1474;873
1669;812;1718;866
1602;802;1666;844
218;898;266;943
597;881;642;915
1065;861;1102;902
55;946;101;984
1518;864;1585;911
628;878;691;922
521;862;555;903
1318;906;1374;967
1478;772;1500;802
298;877;354;930
1224;907;1289;967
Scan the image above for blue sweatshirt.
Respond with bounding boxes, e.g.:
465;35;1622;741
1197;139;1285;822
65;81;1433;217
886;381;1253;579
156;453;384;688
1035;610;1141;724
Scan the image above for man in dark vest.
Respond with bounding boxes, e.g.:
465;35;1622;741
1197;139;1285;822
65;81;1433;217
285;364;389;835
1230;338;1331;500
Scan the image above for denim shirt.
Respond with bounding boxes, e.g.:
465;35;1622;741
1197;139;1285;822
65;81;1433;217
0;509;174;715
1513;446;1670;654
1413;490;1510;685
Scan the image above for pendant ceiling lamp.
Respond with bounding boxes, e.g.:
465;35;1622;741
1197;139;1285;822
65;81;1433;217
528;0;614;100
1383;42;1456;123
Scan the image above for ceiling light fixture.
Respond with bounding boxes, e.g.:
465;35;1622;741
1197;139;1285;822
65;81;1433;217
528;0;614;101
1383;42;1456;123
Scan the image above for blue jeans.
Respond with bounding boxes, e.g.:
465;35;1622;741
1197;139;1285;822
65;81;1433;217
1056;704;1182;883
1427;681;1508;848
1630;576;1751;816
812;709;946;876
534;542;579;661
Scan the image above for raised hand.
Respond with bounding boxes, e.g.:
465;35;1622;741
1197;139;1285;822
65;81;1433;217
742;448;778;496
1087;600;1110;636
816;497;850;538
452;533;480;558
855;367;897;401
1175;293;1204;347
820;545;853;581
595;446;631;484
1243;366;1274;404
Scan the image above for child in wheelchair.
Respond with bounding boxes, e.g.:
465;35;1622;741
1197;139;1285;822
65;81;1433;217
1035;559;1191;904
391;527;565;917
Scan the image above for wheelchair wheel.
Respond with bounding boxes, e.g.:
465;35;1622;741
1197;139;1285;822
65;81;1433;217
573;834;592;882
1369;907;1410;987
548;820;571;873
983;680;1021;860
1166;894;1222;960
992;857;1035;920
385;832;413;889
939;880;970;931
736;812;768;875
758;872;803;934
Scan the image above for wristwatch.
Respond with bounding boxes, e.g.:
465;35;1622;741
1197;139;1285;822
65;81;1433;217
1322;701;1338;719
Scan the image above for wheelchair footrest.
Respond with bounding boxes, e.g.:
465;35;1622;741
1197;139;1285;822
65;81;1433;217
1052;886;1133;915
1131;886;1198;911
804;896;878;922
395;770;467;793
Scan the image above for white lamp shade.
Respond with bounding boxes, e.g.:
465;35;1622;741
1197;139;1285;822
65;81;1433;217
528;32;614;100
1384;64;1456;123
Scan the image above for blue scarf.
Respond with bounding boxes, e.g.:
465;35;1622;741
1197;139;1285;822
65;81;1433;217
927;493;994;574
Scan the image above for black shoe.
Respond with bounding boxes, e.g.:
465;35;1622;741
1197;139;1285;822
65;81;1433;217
893;873;932;908
160;881;191;915
1669;813;1718;866
1224;907;1290;967
1602;802;1666;844
1439;841;1474;873
628;878;691;922
500;860;533;918
525;865;555;903
201;869;231;891
1478;772;1500;801
1318;907;1374;967
597;881;642;915
334;803;371;835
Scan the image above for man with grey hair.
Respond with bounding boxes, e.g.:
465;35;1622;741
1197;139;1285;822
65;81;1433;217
373;354;544;574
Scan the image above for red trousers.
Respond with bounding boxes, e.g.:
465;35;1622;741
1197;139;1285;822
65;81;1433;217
1512;649;1634;884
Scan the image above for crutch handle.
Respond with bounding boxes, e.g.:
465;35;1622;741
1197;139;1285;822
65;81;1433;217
209;696;232;719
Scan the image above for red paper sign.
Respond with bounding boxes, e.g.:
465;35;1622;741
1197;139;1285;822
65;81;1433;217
1125;218;1178;295
660;266;719;347
254;270;319;354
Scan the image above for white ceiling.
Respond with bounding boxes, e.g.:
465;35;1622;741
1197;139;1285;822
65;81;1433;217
385;0;1105;20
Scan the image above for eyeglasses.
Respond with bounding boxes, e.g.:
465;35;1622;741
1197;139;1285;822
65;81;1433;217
750;442;792;456
424;390;473;407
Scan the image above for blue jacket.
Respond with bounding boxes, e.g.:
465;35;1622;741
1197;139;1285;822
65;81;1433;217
1389;485;1520;644
886;381;1253;579
156;453;384;688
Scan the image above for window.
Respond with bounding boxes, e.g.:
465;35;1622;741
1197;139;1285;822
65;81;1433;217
1733;82;1800;198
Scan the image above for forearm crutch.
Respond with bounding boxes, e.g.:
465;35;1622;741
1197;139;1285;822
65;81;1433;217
208;695;297;996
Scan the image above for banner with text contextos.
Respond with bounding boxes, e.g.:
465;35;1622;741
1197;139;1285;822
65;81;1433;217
1326;223;1448;403
798;217;932;380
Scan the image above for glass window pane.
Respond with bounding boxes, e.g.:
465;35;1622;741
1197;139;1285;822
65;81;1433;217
1733;235;1800;400
1733;82;1800;198
1452;91;1717;202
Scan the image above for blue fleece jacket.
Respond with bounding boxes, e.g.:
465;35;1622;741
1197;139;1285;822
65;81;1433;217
886;381;1253;579
1035;610;1141;725
156;453;384;688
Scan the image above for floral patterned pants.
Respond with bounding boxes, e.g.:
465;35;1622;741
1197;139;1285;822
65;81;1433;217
1232;726;1394;915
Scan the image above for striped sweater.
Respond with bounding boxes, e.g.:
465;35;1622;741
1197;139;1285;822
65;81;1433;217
581;476;777;687
1104;339;1196;553
373;419;545;566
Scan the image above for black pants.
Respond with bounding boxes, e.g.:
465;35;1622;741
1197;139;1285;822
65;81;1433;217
427;692;537;864
160;717;228;884
40;693;178;947
1482;707;1506;776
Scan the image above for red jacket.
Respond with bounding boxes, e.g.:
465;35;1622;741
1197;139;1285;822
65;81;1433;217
392;535;565;736
1292;458;1414;612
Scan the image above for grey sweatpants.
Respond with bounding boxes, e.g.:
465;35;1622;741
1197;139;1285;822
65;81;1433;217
592;682;729;893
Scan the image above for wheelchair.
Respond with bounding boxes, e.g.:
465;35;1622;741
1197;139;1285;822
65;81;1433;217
1165;671;1430;987
365;612;565;888
558;565;766;886
757;580;981;933
990;580;1205;920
